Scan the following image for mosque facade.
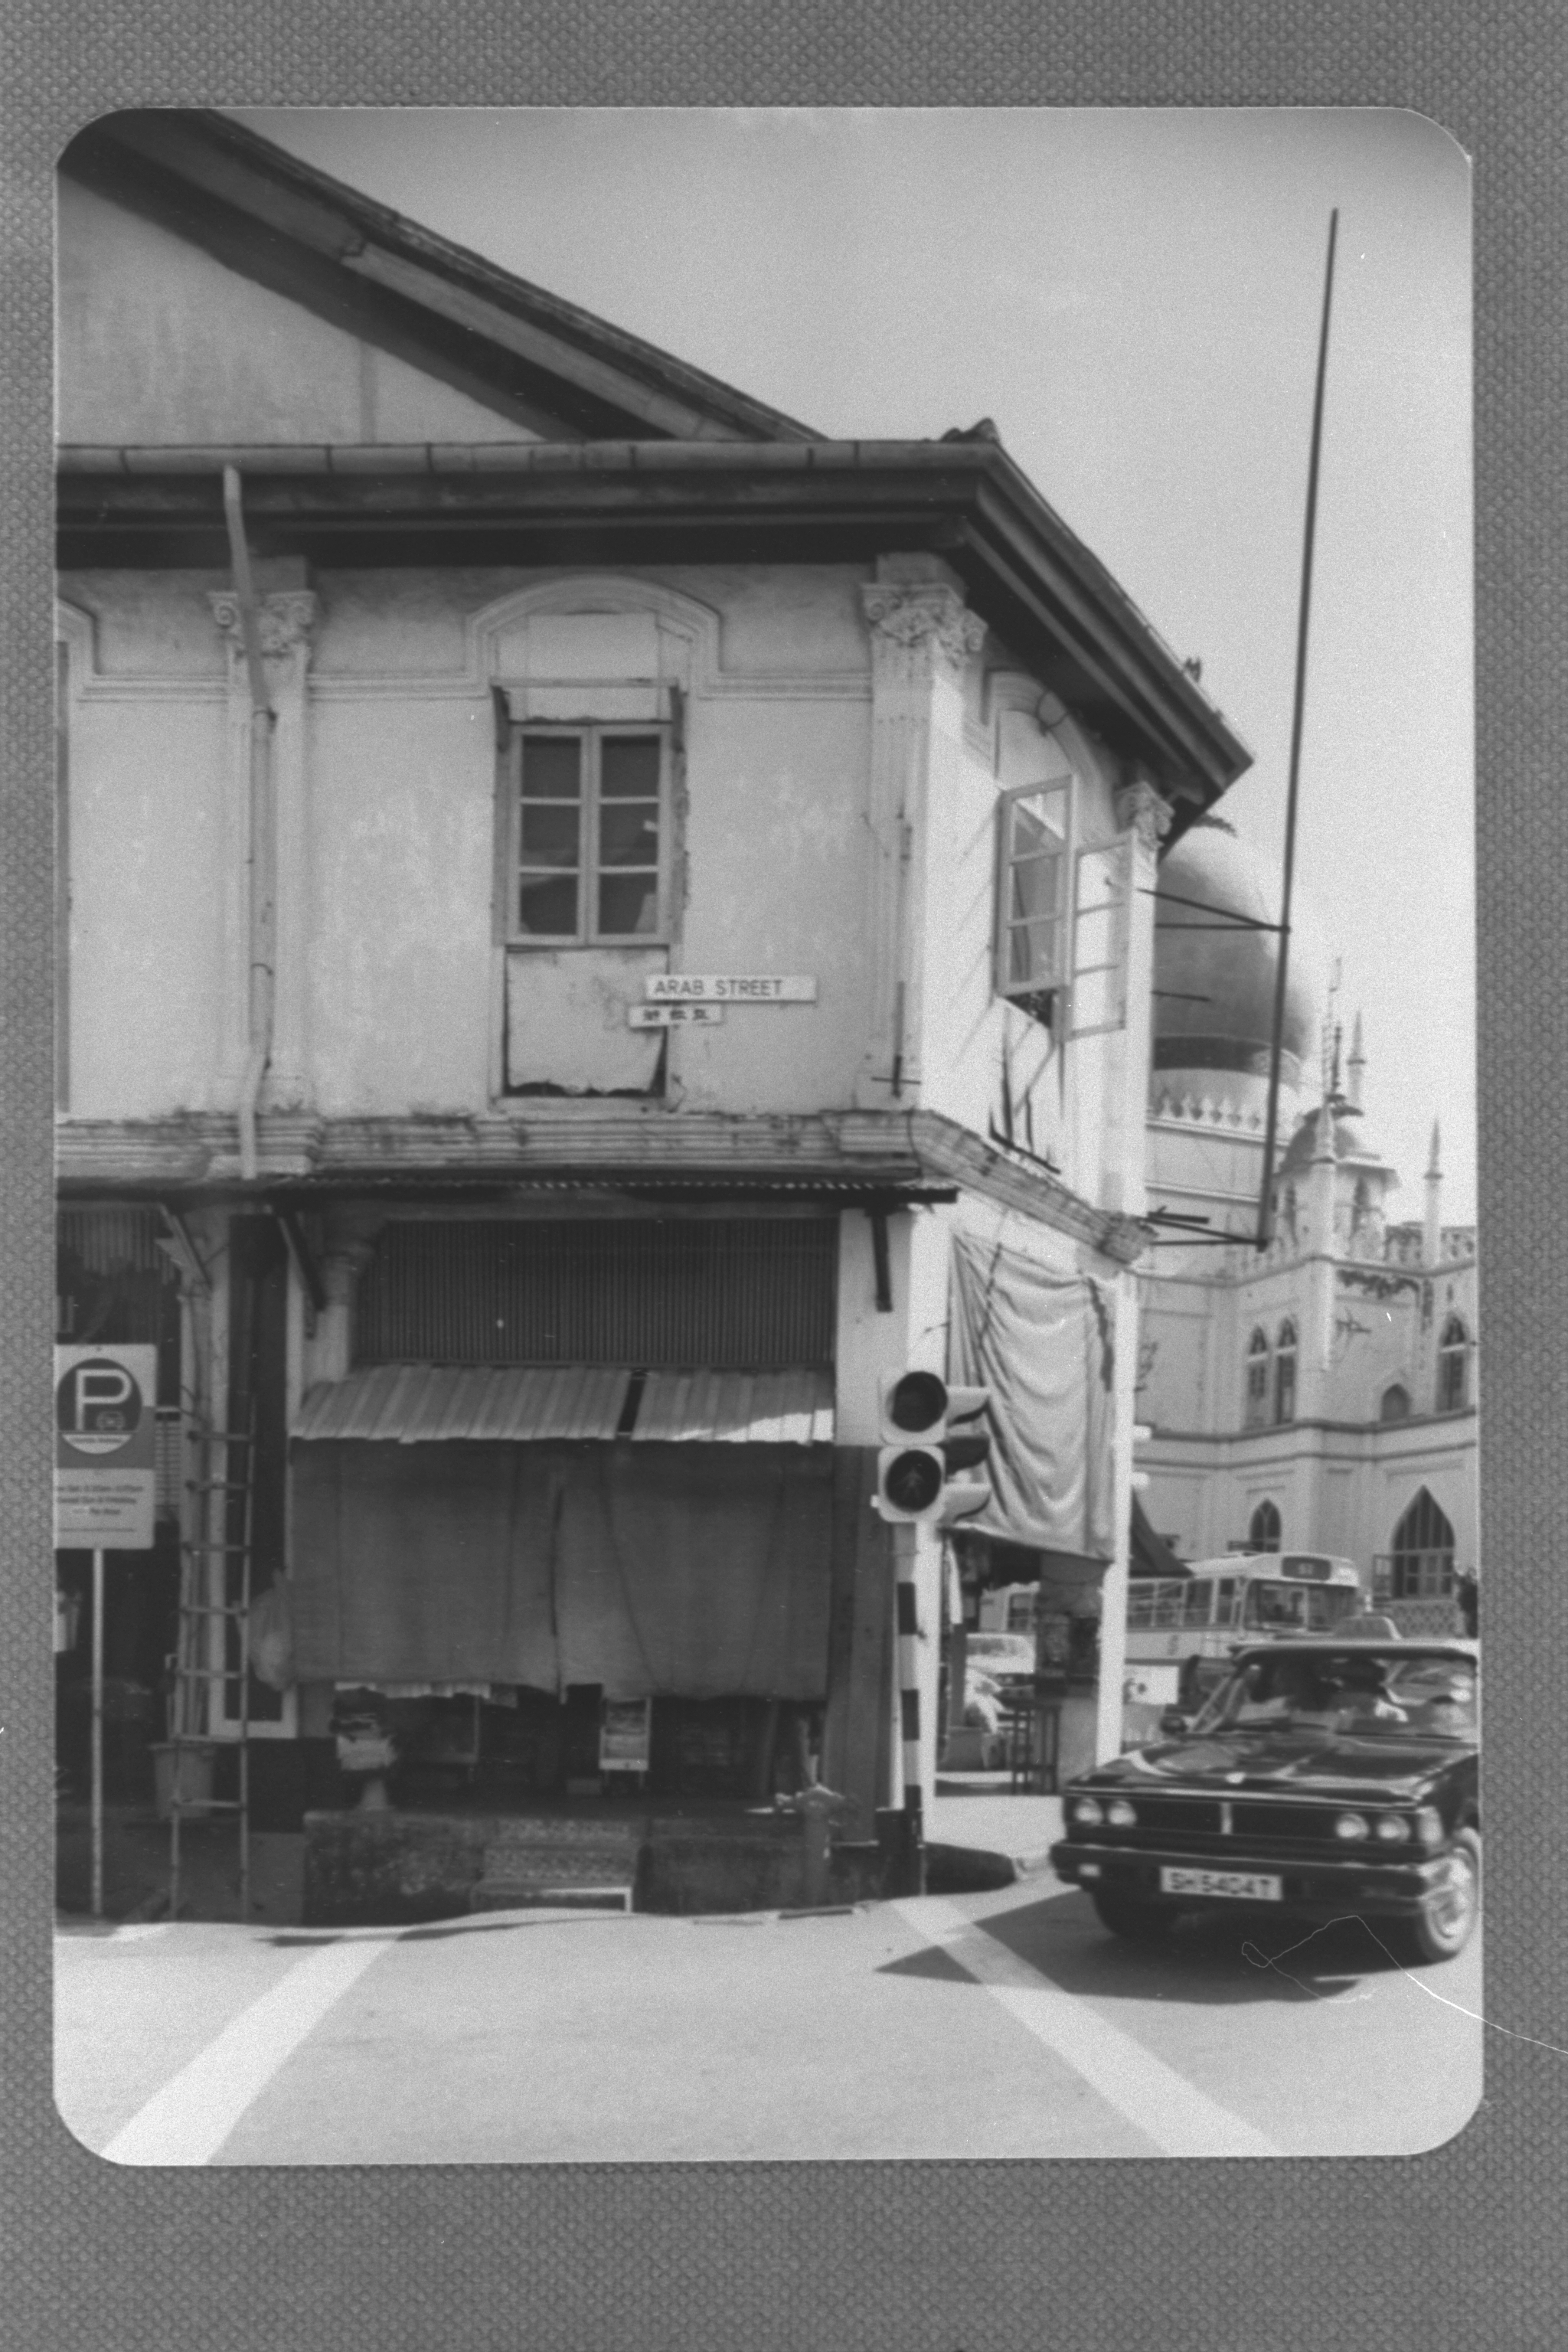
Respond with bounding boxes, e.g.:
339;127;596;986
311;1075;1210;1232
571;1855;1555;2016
1134;818;1478;1632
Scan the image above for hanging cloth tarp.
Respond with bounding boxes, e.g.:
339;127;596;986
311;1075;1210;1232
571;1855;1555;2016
288;1439;833;1700
949;1230;1116;1562
1129;1493;1188;1579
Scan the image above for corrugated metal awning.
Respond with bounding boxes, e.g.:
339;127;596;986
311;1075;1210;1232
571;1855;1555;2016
292;1364;835;1446
293;1364;631;1443
632;1368;834;1446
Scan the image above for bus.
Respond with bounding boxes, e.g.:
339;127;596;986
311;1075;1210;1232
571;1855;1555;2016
1122;1553;1366;1739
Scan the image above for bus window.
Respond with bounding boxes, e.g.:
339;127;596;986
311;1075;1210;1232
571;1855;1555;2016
1182;1583;1213;1628
1215;1577;1238;1626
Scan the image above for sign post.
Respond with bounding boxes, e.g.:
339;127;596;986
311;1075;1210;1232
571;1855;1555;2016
55;1345;158;1919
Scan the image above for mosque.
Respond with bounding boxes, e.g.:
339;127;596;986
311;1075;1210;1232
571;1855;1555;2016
1134;817;1479;1632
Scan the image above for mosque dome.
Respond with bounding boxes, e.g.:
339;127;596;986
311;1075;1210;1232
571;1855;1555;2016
1152;817;1326;1096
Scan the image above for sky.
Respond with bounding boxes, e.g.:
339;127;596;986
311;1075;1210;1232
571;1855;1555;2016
237;107;1475;1222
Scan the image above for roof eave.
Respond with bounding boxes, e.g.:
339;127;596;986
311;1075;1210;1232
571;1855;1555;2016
57;437;1250;809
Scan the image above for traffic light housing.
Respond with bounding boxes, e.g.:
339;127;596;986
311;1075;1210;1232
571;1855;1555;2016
874;1373;992;1523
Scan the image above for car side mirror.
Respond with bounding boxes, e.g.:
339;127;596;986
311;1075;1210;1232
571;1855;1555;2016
1158;1707;1193;1739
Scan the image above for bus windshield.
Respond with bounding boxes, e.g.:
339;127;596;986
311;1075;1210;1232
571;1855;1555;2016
1244;1581;1364;1632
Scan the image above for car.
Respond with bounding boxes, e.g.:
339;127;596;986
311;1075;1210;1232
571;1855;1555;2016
1050;1638;1479;1964
962;1632;1037;1710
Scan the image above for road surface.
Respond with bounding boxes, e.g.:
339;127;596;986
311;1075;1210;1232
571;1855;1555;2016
54;1873;1484;2164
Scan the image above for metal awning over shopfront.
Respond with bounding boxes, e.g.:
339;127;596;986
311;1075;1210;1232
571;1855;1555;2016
292;1364;835;1447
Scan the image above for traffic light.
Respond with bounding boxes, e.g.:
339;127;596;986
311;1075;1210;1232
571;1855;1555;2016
874;1372;992;1524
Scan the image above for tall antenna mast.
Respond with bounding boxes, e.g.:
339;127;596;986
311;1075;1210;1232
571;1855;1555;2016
1256;208;1339;1251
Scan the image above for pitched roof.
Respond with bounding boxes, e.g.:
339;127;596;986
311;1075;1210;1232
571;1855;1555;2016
59;109;820;446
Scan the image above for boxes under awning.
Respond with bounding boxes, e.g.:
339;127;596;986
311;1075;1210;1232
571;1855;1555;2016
292;1363;835;1446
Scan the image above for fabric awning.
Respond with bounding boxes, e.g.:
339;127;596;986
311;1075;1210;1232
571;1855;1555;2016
289;1439;835;1699
293;1364;834;1446
948;1230;1115;1561
1130;1494;1188;1579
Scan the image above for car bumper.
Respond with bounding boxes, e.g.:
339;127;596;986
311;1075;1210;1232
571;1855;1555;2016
1048;1837;1455;1920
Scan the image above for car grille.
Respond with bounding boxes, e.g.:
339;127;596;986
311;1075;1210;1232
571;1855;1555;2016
1086;1793;1359;1852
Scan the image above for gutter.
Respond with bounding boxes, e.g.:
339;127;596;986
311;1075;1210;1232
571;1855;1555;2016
220;466;276;1183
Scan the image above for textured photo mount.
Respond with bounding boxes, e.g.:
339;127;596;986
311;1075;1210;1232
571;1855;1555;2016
6;21;1565;2352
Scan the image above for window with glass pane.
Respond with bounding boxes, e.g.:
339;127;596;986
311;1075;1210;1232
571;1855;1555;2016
996;782;1068;999
514;727;665;943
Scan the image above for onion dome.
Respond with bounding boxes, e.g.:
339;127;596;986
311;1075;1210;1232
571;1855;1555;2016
1153;816;1326;1100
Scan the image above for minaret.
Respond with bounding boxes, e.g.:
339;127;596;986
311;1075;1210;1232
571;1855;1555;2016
1423;1122;1443;1266
1346;1011;1366;1112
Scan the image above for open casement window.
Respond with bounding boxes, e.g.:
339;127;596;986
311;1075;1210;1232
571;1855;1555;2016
1067;837;1132;1039
992;779;1131;1036
508;724;670;946
994;780;1070;1018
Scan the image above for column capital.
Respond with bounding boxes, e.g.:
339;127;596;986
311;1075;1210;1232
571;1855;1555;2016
860;582;986;675
207;590;319;665
1115;778;1174;854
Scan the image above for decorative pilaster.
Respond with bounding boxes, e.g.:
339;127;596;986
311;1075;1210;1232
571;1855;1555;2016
1101;778;1173;1216
208;592;318;1110
855;580;985;1108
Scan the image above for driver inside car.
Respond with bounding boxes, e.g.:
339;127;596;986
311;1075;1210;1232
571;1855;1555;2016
1331;1655;1410;1726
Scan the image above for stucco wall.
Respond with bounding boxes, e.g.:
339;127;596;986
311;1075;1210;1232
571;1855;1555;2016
57;178;519;449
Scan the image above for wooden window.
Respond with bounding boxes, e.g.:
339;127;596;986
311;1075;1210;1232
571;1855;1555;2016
993;779;1131;1036
995;780;1070;1011
510;726;668;946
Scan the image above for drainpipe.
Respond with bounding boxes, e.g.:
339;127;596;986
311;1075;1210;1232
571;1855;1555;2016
221;467;276;1183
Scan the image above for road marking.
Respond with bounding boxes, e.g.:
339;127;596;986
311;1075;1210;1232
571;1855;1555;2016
100;1936;392;2165
110;1922;173;1944
891;1896;1282;2159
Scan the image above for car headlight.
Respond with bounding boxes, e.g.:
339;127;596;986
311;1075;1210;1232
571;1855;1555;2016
1414;1805;1446;1849
1374;1815;1412;1844
1071;1797;1104;1827
1106;1798;1138;1828
1334;1811;1370;1841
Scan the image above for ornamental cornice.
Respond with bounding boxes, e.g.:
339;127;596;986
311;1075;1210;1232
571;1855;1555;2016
207;590;318;661
860;583;987;673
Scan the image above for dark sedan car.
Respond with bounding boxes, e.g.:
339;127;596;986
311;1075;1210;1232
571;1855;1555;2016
1050;1640;1479;1964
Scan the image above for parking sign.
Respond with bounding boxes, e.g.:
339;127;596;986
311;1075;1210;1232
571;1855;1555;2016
54;1344;158;1548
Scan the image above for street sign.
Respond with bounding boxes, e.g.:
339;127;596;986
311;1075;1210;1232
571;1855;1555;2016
644;974;818;1004
599;1697;652;1775
628;1003;726;1028
54;1344;158;1549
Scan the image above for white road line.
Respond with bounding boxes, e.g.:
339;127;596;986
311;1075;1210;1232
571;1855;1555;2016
892;1896;1282;2159
100;1936;392;2166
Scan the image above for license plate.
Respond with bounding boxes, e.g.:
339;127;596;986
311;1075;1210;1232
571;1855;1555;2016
1159;1867;1282;1901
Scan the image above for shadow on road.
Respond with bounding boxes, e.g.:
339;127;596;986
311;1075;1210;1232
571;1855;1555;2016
881;1888;1428;2006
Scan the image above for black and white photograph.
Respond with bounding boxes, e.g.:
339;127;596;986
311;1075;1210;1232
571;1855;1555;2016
50;104;1478;2165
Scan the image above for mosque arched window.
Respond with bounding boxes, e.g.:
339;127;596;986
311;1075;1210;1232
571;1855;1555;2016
1273;1320;1298;1425
1248;1498;1282;1554
1243;1328;1270;1429
1437;1315;1470;1413
1388;1488;1456;1599
1380;1383;1411;1423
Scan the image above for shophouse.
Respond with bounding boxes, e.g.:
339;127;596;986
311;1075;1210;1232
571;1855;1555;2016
54;112;1248;1916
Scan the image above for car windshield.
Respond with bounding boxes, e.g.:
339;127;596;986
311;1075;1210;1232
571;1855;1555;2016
1191;1651;1478;1741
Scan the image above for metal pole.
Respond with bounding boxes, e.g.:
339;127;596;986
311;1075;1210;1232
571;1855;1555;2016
90;1548;104;1919
1257;208;1339;1250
